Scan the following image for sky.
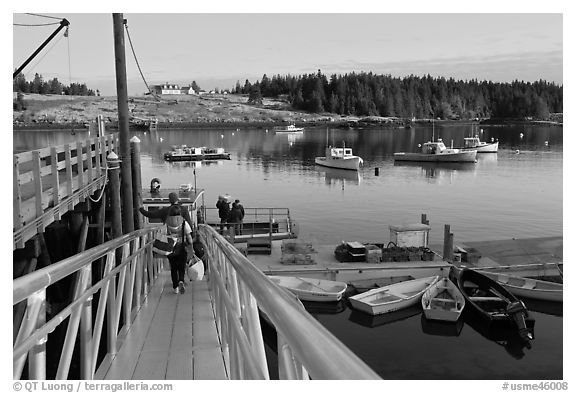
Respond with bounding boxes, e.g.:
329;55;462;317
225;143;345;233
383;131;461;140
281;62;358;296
11;10;565;96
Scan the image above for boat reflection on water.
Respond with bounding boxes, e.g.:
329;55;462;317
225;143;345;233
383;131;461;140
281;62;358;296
420;314;465;337
169;160;224;169
394;160;476;180
319;166;362;187
348;305;422;328
464;313;536;360
522;298;563;317
301;300;346;315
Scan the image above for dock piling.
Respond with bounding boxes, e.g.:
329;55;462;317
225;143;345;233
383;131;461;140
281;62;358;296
107;153;123;239
130;136;143;230
443;224;453;262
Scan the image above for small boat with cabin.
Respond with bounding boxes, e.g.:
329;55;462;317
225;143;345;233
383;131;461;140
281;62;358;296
267;275;348;302
315;144;364;171
457;135;499;153
454;267;533;341
273;124;304;133
393;140;478;163
421;277;465;322
348;276;439;315
164;145;231;161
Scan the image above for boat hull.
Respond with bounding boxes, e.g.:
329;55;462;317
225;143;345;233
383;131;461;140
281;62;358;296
422;278;465;322
456;268;531;328
348;276;439;315
268;276;347;302
315;156;362;171
164;153;231;161
393;151;477;163
459;141;499;153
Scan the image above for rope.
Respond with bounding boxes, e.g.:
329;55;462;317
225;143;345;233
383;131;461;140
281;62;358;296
23;31;65;78
89;166;109;203
66;26;72;85
14;22;62;27
124;20;158;100
25;13;64;20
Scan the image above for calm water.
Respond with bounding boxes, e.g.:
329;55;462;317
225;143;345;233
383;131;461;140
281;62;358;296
13;124;563;379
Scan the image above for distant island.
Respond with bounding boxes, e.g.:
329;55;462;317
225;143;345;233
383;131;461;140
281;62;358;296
13;71;563;129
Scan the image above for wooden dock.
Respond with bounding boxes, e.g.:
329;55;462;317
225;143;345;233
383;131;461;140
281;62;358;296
95;270;227;380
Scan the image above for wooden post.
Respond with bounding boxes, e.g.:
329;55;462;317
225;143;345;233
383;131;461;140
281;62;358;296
112;13;134;234
107;152;123;239
443;224;453;262
421;213;429;226
130;136;143;230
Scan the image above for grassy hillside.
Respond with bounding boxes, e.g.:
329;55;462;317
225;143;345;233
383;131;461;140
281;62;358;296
13;93;343;127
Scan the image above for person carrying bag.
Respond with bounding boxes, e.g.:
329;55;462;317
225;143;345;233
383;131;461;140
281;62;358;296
165;204;193;294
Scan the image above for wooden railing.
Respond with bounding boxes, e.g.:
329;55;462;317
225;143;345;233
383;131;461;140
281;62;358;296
13;135;117;249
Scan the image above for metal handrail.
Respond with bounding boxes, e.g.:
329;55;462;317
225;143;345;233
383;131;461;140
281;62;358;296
198;224;381;380
13;225;164;380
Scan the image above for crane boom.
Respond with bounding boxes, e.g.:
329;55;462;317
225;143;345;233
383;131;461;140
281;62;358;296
13;18;70;79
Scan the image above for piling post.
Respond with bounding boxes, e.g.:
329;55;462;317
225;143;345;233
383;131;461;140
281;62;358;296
443;224;453;262
421;213;429;225
107;152;123;239
375;167;379;176
130;136;143;230
112;13;134;234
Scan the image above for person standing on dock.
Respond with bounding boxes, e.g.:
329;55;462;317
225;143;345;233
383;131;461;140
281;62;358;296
230;199;245;235
164;204;193;294
216;195;231;234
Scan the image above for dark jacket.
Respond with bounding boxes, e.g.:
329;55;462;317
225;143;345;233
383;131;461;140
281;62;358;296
216;200;231;220
139;203;193;229
229;204;244;223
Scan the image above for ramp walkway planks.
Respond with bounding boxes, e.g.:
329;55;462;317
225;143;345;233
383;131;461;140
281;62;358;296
96;271;227;380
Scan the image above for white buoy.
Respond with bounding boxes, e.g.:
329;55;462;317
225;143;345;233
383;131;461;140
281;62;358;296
520;132;524;139
545;141;549;146
221;134;224;139
160;137;164;142
232;132;235;136
515;149;520;154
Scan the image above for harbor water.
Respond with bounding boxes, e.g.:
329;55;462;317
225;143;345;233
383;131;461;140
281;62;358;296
13;124;563;379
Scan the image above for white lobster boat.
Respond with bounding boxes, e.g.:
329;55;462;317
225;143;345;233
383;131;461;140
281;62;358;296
458;136;499;153
394;140;477;163
315;145;364;171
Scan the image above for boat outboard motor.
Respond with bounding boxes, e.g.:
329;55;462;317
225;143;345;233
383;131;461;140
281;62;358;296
150;178;161;193
506;301;533;342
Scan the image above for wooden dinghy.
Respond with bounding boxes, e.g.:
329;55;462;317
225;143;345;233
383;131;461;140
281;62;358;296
348;276;439;315
477;271;562;302
455;268;533;342
267;275;348;302
421;277;465;322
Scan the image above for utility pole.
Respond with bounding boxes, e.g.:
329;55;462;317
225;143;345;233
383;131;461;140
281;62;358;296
112;13;134;234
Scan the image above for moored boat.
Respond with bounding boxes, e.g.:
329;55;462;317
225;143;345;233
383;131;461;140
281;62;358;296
454;268;533;341
421;277;465;322
394;140;477;163
348;276;439;315
267;275;348;302
315;145;364;171
477;271;562;302
164;145;231;161
457;136;499;153
273;124;304;133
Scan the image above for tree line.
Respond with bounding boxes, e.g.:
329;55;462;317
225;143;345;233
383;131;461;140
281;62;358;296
234;71;562;120
13;73;96;96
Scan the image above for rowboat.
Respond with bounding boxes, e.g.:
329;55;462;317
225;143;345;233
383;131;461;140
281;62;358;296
477;271;562;302
348;276;439;315
421;277;465;322
454;268;533;341
457;136;499;153
394;140;478;163
267;275;348;302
